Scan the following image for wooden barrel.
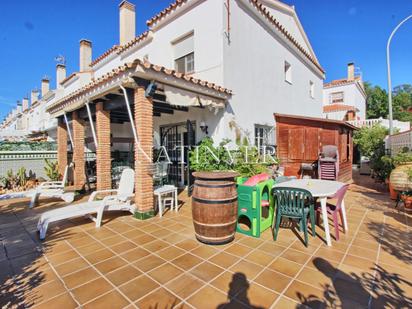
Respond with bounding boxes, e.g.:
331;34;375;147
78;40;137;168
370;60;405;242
192;171;239;245
390;163;412;191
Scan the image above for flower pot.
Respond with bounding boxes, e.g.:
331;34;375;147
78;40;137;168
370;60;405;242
192;171;239;245
388;182;398;200
400;194;412;212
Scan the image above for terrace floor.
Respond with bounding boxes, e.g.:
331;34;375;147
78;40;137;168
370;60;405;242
0;173;411;308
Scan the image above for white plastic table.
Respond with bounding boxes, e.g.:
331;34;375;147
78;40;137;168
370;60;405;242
273;179;348;246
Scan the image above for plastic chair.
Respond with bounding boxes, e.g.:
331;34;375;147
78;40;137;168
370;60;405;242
316;184;349;241
272;187;315;247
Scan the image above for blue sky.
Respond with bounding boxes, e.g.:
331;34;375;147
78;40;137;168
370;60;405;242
0;0;411;120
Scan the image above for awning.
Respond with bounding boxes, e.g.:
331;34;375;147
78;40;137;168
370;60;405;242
163;85;226;109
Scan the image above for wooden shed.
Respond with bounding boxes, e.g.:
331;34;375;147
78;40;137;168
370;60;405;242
275;113;357;182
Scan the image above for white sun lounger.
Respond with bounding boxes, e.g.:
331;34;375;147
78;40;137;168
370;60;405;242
37;168;136;240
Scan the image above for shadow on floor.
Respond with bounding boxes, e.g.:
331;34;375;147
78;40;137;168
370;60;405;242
296;258;412;308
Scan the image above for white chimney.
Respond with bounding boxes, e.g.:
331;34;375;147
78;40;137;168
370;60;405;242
41;78;50;97
119;1;136;45
17;101;23;113
30;90;39;106
22;97;29;111
56;64;66;89
347;62;355;81
79;39;92;72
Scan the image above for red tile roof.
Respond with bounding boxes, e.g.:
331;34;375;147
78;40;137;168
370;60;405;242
47;58;232;114
323;104;358;113
323;77;361;88
146;0;189;27
90;45;120;67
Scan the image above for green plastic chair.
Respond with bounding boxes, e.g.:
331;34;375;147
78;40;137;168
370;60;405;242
272;187;316;247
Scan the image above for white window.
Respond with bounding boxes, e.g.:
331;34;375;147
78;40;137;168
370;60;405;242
172;32;194;74
309;81;315;98
284;61;292;84
330;91;344;104
255;125;275;153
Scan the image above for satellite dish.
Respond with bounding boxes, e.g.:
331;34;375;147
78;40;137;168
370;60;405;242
54;55;66;65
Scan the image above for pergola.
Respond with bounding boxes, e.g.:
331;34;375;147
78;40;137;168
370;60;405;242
47;59;231;219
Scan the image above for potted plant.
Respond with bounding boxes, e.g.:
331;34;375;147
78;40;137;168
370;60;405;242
189;138;239;245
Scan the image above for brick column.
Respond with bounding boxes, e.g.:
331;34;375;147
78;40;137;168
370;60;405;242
57;117;68;178
72;111;85;191
96;102;112;190
134;86;154;219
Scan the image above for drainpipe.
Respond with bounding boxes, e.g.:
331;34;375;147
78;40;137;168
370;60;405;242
119;85;151;162
85;101;98;149
63;112;74;149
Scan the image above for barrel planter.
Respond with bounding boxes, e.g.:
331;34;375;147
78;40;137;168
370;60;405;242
192;171;239;245
389;163;412;192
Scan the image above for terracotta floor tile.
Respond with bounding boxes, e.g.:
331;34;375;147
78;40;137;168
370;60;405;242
53;257;89;277
297;266;335;290
133;254;166;272
147;263;183;284
32;292;77;309
172;253;203;270
342;254;376;271
347;245;378;261
110;240;136;254
210;271;248;296
161;232;187;244
62;267;100;289
284;280;330;304
130;233;156;245
150;228;171;238
229;260;264;280
106;265;142;286
120;247;151;262
312;247;345;263
142;240;170;252
238;236;264;249
190;245;219;259
236;282;279;308
224;243;252;257
190;261;224;282
94;256;126;274
119;275;160;302
175;239;200;251
69;235;96;248
84;248;115;265
83;290;129;309
186;285;228;309
257;242;287;257
352;238;380;251
71;277;113;304
272;296;300;308
26;279;66;305
208;252;239;269
166;273;204;299
156;246;186;260
254;269;292;293
267;257;302;278
99;235;124;247
245;250;275;267
47;249;79;266
75;242;106;256
333;277;370;306
281;249;311;265
136;287;182;309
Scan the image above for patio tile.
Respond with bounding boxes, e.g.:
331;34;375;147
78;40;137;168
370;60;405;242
223;243;252;257
281;248;311;265
229;260;264;280
254;269;292;293
208;252;239;269
119;274;160;302
99;235;124;247
190;261;224;282
311;247;345;263
75;242;106;256
142;239;170;252
284;280;330;304
156;245;186;260
136;287;182;309
46;249;79;266
69;235;96;248
190;245;219;259
94;256;127;274
186;285;228;309
257;242;287;257
172;253;203;270
342;254;376;270
296;266;335;290
62;267;100;289
238;236;264;248
272;296;300;308
106;265;142;286
147;262;183;284
175;239;200;251
133;254;166;272
236;283;279;308
83;290;129;309
32;292;77;309
267;257;302;277
161;232;187;244
210;271;247;296
347;245;378;261
53;257;89;277
26;279;66;305
84;248;115;265
166;273;205;299
71;277;113;304
110;240;136;254
120;247;151;262
244;250;275;267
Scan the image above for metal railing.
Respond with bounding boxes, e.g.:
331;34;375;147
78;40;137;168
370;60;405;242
348;118;410;132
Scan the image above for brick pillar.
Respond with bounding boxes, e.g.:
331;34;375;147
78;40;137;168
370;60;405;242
134;86;154;219
96;102;112;190
72;111;85;191
57;117;68;178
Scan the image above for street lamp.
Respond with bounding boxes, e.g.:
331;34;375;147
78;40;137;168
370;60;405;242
386;14;412;136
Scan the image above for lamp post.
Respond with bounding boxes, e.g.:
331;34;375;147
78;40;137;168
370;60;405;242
386;14;412;136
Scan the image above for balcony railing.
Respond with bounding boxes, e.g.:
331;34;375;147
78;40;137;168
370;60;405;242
348;117;410;132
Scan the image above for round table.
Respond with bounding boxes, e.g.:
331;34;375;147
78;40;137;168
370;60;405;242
273;179;348;246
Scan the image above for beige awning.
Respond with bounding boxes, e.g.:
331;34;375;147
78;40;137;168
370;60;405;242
163;85;226;108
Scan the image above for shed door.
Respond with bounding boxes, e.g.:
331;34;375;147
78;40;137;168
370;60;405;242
289;128;305;160
304;128;320;160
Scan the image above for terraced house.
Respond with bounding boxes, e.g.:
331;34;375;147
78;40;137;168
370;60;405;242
38;0;325;218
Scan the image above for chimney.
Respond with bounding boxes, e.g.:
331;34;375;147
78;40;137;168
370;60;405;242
119;1;136;45
56;64;66;89
41;78;50;97
22;97;29;111
16;101;22;114
30;89;39;106
79;39;92;72
347;62;355;81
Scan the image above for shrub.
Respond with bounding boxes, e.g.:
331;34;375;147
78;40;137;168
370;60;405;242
44;159;60;181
